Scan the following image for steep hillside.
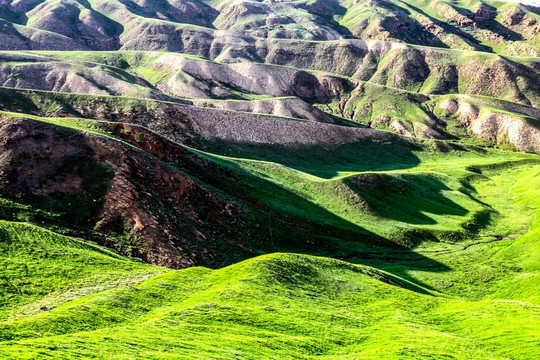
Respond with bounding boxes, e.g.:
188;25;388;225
0;49;539;151
0;0;538;56
0;95;538;265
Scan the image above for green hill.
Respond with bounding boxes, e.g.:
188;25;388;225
0;106;539;358
0;1;539;358
2;168;540;358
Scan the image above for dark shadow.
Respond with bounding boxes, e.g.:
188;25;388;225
0;19;30;45
450;3;523;41
199;138;422;179
342;173;469;225
0;52;50;64
399;1;493;52
0;87;42;113
524;117;540;131
0;1;27;25
525;5;540;16
424;64;459;95
117;0;219;29
364;0;449;48
60;1;123;50
0;131;114;231
497;56;540;107
76;72;117;95
297;0;354;39
340;252;448;294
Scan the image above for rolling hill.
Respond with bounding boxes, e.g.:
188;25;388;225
0;0;539;359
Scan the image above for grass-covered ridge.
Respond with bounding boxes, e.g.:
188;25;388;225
3;109;537;250
0;0;539;56
1;190;540;359
0;105;539;357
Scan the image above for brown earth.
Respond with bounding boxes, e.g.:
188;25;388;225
0;115;403;267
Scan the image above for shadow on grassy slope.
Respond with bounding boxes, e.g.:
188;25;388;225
402;2;493;52
202;139;423;179
375;0;449;48
450;3;524;42
343;173;468;225
0;115;452;284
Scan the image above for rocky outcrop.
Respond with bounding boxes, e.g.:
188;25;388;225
0;116;248;268
433;96;540;152
193;97;336;124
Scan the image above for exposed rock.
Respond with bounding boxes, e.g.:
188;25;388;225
194;97;336;123
434;95;540;152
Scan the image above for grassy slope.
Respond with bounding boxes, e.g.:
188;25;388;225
0;221;166;322
0;181;539;359
0;113;539;358
4;110;537;248
200;137;538;246
0;1;537;357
